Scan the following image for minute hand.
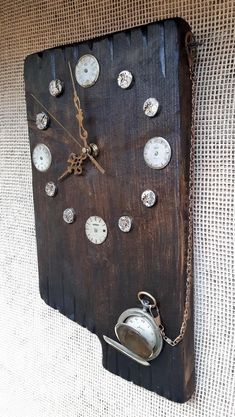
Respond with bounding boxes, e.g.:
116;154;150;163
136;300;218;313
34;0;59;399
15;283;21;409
68;61;89;148
30;94;105;174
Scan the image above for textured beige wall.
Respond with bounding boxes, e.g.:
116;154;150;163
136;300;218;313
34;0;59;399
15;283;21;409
0;1;234;416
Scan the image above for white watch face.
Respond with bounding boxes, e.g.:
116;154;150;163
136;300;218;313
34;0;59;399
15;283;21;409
32;143;52;172
75;54;100;88
143;137;171;169
125;316;156;349
85;216;108;244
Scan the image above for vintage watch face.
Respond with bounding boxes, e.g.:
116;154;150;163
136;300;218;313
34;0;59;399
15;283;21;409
85;216;108;244
141;189;156;207
75;54;100;88
116;323;153;359
118;216;133;232
32;143;52;172
125;316;156;350
143;137;171;169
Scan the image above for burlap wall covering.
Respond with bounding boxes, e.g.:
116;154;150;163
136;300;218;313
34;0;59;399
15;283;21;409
0;1;234;416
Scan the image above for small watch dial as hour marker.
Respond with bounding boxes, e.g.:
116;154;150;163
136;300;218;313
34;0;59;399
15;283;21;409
32;143;52;172
118;216;133;233
49;79;64;96
85;216;107;244
45;181;57;197
75;54;100;88
36;112;49;130
117;70;133;89
143;137;171;170
143;98;159;117
63;208;76;224
141;190;157;207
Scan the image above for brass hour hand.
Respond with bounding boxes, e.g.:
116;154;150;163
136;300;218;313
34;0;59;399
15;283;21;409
68;61;89;149
75;105;88;146
58;165;73;182
31;93;105;175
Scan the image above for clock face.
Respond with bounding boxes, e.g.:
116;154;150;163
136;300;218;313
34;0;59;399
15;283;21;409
125;316;156;349
143;137;171;169
75;54;100;88
32;143;52;172
85;216;108;244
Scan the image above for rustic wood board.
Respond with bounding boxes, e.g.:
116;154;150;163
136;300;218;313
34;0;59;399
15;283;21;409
24;18;195;402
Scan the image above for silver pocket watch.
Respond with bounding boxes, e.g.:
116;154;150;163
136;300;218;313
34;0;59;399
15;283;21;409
103;291;163;366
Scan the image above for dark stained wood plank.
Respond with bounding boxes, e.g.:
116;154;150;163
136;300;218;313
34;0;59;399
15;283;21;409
24;17;194;403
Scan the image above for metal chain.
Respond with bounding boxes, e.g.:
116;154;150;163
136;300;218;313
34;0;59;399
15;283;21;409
157;33;197;346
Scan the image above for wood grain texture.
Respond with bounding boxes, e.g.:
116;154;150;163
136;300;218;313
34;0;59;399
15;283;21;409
24;18;194;402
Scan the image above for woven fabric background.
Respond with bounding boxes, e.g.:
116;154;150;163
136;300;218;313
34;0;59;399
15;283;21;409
0;1;234;416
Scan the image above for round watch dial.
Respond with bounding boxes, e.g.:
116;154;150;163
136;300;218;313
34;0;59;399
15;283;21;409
118;216;133;233
75;54;100;88
141;189;157;207
85;216;107;244
32;143;52;172
143;137;171;169
125;316;156;350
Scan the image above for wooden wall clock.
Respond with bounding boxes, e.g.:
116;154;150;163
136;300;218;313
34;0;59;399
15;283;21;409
24;17;195;403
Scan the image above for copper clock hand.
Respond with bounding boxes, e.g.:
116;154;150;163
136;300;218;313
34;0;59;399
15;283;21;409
68;61;89;148
58;164;74;182
67;63;105;174
31;93;83;150
87;152;105;174
58;152;86;181
30;94;105;174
